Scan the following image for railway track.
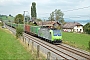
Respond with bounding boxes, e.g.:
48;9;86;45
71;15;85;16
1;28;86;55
24;33;87;60
56;44;90;60
24;35;68;60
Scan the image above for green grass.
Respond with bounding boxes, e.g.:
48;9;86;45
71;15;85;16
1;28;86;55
62;32;90;51
7;16;14;20
0;27;33;59
0;16;14;21
0;16;7;20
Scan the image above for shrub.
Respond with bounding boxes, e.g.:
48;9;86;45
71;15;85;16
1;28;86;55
0;22;2;26
0;22;3;26
88;40;90;50
16;27;23;38
29;22;37;26
84;23;90;34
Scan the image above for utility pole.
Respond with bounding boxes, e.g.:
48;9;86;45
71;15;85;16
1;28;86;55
23;11;29;31
24;11;25;31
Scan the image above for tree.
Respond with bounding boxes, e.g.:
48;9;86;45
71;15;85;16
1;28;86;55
25;15;30;22
54;9;64;23
49;9;65;24
9;14;13;17
14;14;24;24
9;14;11;16
48;12;54;21
84;23;90;34
31;6;34;18
31;2;37;20
16;27;23;38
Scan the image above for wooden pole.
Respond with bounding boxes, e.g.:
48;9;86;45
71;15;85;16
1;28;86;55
47;52;51;60
32;41;34;54
37;45;40;58
56;57;58;60
23;36;24;42
28;40;30;47
25;38;26;44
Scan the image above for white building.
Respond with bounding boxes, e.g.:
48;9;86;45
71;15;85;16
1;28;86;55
63;22;83;33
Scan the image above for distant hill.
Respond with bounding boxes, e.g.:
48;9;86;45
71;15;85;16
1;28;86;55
0;15;14;21
64;18;90;25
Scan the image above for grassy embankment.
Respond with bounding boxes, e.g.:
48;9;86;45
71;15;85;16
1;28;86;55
62;32;90;51
0;27;37;59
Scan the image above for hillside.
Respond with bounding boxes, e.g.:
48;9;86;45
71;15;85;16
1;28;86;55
0;15;14;21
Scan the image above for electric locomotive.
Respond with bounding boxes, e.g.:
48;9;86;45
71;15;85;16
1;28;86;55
38;27;62;43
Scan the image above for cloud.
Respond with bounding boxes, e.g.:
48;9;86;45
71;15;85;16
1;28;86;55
0;0;22;6
63;0;90;20
0;0;90;21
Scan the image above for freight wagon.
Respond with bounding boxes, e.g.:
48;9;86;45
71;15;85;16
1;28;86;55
25;25;40;36
5;22;24;30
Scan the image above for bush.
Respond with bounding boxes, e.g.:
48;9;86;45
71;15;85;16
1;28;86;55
88;40;90;50
0;22;2;26
84;23;90;34
29;22;37;26
0;22;3;26
16;27;23;38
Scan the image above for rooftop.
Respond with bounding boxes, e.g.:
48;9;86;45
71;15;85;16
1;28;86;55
63;22;83;29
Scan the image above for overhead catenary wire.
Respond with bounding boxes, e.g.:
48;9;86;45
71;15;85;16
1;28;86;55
63;6;90;12
64;15;90;18
39;6;90;19
40;6;90;15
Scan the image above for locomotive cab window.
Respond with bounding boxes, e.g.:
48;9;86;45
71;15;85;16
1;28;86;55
53;30;61;36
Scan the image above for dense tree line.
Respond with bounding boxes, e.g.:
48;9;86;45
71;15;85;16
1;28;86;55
84;23;90;50
0;15;7;20
0;14;13;17
84;22;90;34
0;15;7;17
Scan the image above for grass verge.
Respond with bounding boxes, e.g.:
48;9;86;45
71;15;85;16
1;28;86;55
62;32;90;52
0;27;33;59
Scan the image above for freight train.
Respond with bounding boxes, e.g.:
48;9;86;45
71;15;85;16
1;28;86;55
5;22;62;43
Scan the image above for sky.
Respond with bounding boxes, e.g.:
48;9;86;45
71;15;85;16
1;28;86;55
0;0;90;21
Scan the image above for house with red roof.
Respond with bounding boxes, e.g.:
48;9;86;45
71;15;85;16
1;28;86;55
63;22;83;33
36;21;61;28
